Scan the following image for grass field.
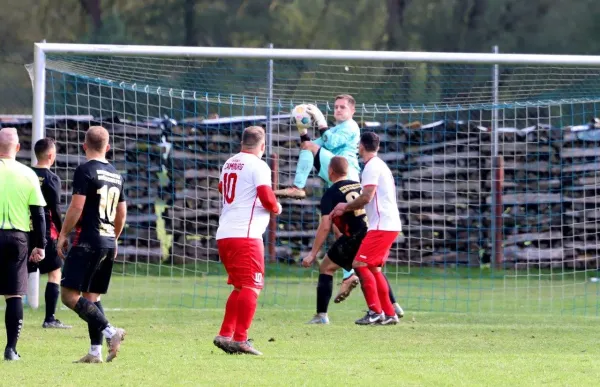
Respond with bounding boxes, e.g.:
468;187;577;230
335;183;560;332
2;266;600;386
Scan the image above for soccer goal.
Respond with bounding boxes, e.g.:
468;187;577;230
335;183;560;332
26;42;600;316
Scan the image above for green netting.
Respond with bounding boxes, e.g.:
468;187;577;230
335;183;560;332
26;52;600;317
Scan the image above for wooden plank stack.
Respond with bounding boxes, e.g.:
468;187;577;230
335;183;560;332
3;113;599;270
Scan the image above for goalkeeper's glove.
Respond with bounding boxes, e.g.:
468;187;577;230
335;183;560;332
306;104;328;129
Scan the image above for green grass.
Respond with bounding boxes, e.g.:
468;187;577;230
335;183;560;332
3;307;600;386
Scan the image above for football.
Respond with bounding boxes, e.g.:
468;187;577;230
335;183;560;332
291;104;313;129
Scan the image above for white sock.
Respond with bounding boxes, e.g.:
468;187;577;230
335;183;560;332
89;345;102;357
102;325;117;339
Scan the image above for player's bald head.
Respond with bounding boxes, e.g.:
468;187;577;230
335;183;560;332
0;127;20;156
85;126;110;153
329;156;348;177
241;126;265;150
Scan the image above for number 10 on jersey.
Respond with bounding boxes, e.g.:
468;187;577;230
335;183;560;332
222;173;238;204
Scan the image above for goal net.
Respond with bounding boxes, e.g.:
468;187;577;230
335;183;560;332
25;45;600;316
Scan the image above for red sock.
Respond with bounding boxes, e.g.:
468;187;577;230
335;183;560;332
233;288;258;342
373;271;395;316
218;290;239;338
355;266;382;314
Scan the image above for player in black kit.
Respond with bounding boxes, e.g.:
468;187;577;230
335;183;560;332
301;156;403;324
28;138;71;329
57;126;127;363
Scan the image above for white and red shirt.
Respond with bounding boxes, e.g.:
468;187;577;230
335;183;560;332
216;152;274;240
361;156;402;232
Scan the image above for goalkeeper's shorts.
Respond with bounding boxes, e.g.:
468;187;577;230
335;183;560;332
315;148;360;187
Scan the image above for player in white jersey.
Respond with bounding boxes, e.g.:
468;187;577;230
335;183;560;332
213;126;283;356
332;132;402;325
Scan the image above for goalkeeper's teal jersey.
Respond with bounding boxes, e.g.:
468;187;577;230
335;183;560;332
315;119;361;174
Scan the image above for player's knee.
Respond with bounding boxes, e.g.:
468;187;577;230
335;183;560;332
47;269;61;284
352;261;367;269
369;266;382;273
60;289;78;309
82;292;100;302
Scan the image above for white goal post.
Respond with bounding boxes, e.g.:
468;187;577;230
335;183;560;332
26;42;600;315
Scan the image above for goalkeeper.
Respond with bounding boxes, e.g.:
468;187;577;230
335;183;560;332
275;94;361;200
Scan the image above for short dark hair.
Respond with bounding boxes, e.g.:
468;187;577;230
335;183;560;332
34;137;55;160
329;156;348;176
85;126;109;152
360;132;380;152
335;94;356;108
242;126;265;149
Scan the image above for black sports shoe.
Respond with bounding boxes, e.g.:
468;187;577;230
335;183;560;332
4;347;20;361
355;310;383;325
42;319;72;329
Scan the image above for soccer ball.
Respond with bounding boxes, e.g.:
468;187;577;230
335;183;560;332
291;104;313;130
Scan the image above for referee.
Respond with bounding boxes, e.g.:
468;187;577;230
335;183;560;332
0;128;47;361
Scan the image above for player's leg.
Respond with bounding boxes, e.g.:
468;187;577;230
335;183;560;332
213;239;239;353
61;246;125;363
367;231;402;324
352;231;387;325
383;270;404;318
40;240;72;328
308;256;339;324
72;292;104;363
228;239;265;355
274;140;322;199
1;231;29;360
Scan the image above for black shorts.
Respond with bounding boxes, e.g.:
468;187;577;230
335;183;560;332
61;245;115;294
0;230;29;295
326;229;367;271
28;239;62;274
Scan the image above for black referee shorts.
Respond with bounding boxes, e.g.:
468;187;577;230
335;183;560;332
28;238;62;275
326;229;367;272
0;230;29;295
61;244;115;294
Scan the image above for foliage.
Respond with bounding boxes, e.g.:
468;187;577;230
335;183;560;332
1;0;600;112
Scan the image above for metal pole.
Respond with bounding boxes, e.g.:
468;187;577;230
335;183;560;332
266;43;274;157
492;46;499;158
490;45;504;269
266;43;277;263
32;41;47;166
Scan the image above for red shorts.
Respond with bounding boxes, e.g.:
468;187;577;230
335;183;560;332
217;238;265;289
354;230;400;267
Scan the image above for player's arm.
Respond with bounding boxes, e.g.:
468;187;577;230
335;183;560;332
48;174;63;233
58;167;87;259
344;185;376;212
254;162;282;214
114;202;127;240
60;195;85;239
28;173;47;261
302;194;333;267
309;214;332;257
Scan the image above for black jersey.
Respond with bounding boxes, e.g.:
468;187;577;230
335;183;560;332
71;160;126;248
320;180;368;237
31;167;63;241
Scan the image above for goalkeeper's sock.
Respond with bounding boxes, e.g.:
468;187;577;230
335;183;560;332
355;267;382;314
293;150;314;189
233;288;258;342
384;274;397;304
218;289;239;338
89;301;105;346
342;269;355;280
73;297;110;333
316;274;333;314
44;282;60;322
5;297;23;351
373;271;396;316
